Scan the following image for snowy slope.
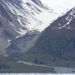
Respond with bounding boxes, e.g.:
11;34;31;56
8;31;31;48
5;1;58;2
34;0;75;31
38;0;75;30
0;0;57;54
4;0;58;32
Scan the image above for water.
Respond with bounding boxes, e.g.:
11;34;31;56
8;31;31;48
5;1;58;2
17;61;75;73
0;73;75;75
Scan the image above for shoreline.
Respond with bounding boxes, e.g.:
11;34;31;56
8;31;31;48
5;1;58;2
17;60;75;73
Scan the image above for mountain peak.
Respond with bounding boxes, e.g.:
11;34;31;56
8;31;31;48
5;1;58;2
49;7;75;30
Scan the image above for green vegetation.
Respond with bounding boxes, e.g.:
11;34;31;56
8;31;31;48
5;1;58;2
19;28;75;67
7;28;75;67
0;55;55;73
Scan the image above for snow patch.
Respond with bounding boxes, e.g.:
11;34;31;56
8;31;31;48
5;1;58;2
17;18;24;27
7;39;11;45
17;28;27;36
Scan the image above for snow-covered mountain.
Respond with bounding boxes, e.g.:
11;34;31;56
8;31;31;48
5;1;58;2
50;7;75;29
0;0;58;55
3;0;50;32
0;0;75;55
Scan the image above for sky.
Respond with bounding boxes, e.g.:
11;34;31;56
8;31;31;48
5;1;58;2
40;0;75;15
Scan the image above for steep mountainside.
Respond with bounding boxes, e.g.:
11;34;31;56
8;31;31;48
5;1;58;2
25;7;75;67
6;31;39;54
0;0;58;55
